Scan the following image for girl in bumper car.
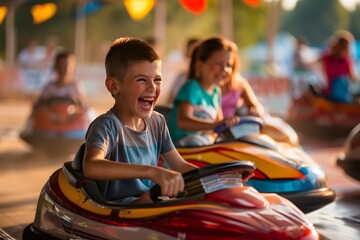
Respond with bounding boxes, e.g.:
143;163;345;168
168;37;240;147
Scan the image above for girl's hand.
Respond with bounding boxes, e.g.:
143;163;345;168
249;105;265;118
222;116;241;129
150;167;185;198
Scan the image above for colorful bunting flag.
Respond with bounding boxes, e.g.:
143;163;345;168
123;0;156;21
179;0;207;15
0;6;7;24
243;0;261;7
31;3;57;24
76;0;105;18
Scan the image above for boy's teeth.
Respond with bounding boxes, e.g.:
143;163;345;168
139;97;153;107
142;97;154;101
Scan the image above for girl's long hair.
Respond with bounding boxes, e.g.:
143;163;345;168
329;30;354;58
187;37;239;83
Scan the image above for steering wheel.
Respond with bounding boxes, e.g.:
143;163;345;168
214;116;264;134
149;161;255;202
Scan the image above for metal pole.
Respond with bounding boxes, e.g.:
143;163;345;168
266;0;282;68
4;0;28;65
219;0;234;41
75;0;87;63
5;2;16;65
154;0;166;58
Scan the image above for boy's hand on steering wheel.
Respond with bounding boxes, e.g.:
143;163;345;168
150;167;185;199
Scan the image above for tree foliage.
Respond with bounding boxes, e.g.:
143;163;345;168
281;0;349;47
233;1;267;48
349;5;360;40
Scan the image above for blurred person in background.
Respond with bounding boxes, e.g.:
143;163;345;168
17;39;42;71
313;30;360;103
40;36;62;84
17;38;44;95
290;35;319;99
293;36;310;72
17;37;62;96
34;49;87;110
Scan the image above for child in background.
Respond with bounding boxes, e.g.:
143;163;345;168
168;37;240;147
34;49;87;109
316;30;359;103
83;37;197;204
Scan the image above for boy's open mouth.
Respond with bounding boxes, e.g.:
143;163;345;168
138;97;155;110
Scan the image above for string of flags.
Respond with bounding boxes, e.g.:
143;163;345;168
0;0;261;24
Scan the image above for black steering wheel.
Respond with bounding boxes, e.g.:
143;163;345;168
150;161;255;202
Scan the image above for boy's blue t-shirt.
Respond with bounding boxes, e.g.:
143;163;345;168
85;108;174;203
168;79;221;143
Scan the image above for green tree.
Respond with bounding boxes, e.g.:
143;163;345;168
233;1;267;48
15;0;75;51
281;0;349;46
349;5;360;40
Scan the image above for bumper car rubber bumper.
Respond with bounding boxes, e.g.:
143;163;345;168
337;156;360;182
278;187;336;213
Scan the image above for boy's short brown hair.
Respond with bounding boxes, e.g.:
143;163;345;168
105;37;160;81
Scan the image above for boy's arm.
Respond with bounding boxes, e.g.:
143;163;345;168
83;146;186;197
161;148;198;173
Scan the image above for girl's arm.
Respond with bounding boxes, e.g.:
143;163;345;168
349;59;359;82
177;102;221;131
177;102;240;131
240;79;265;117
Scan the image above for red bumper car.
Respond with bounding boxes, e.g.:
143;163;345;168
20;97;95;155
23;145;320;240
